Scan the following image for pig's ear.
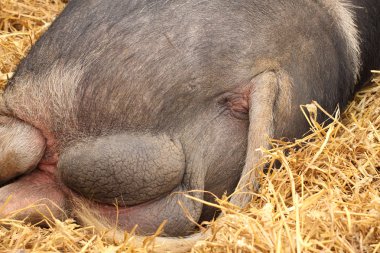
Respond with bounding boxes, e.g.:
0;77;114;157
230;70;292;207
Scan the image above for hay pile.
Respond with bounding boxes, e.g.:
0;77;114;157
0;0;66;88
0;1;379;252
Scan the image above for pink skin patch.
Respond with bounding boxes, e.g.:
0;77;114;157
0;150;135;228
224;86;251;120
0;169;66;221
0;124;64;220
38;130;59;168
0;165;135;225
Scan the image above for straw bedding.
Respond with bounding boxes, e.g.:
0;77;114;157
0;1;379;252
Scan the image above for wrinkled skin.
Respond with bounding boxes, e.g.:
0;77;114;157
0;0;379;236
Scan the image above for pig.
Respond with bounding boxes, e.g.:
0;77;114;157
0;0;379;238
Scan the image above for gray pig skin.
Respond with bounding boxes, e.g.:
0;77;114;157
0;0;379;236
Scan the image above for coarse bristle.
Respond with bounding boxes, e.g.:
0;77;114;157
0;1;379;252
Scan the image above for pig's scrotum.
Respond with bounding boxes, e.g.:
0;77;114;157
0;0;379;237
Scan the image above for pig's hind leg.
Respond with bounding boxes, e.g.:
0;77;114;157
0;116;46;185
